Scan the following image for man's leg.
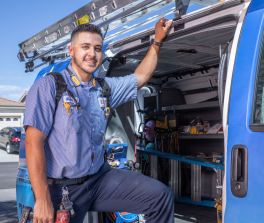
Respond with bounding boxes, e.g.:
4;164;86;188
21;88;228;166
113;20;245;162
88;168;174;223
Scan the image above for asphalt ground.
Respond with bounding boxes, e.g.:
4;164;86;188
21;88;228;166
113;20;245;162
0;162;18;190
0;147;18;223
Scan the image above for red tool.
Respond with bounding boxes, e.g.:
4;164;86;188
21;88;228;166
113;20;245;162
19;206;70;223
55;209;70;223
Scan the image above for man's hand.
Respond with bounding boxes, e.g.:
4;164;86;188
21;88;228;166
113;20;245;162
154;18;173;42
33;198;54;223
134;18;172;89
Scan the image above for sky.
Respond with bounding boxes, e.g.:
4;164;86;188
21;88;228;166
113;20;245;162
0;0;204;101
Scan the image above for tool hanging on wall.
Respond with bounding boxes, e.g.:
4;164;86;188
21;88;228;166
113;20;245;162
168;114;179;130
156;115;169;129
214;197;222;223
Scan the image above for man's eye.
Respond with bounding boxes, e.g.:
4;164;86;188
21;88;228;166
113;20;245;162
96;48;102;52
82;46;89;49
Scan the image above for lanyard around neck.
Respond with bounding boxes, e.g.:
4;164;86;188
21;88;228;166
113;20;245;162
66;67;96;87
66;67;81;86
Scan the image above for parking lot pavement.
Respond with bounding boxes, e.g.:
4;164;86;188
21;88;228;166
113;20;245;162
0;200;17;223
0;147;19;163
0;189;16;202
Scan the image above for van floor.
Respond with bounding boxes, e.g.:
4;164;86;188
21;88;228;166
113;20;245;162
174;202;217;223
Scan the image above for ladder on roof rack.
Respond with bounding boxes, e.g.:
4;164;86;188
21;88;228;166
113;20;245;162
17;0;229;72
18;0;176;72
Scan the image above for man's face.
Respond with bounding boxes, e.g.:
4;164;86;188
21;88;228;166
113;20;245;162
69;31;103;75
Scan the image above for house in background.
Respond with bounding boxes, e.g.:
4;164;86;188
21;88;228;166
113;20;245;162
18;91;28;103
0;97;25;129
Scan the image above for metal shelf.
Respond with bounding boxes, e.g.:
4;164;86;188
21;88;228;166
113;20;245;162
162;101;219;112
137;147;224;170
175;197;215;207
178;134;224;139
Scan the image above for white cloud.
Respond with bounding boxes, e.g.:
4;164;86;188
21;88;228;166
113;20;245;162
8;94;23;101
0;76;23;80
0;85;23;92
0;85;29;101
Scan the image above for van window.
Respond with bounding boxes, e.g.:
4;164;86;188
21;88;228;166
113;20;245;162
9;130;14;137
16;132;21;138
253;37;264;124
6;118;11;121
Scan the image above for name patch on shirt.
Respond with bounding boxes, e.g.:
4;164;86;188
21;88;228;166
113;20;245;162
98;97;107;108
63;95;79;105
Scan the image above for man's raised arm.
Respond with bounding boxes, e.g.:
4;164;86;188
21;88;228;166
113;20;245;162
25;126;54;223
134;18;173;90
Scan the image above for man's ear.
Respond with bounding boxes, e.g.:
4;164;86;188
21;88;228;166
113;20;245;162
68;45;73;57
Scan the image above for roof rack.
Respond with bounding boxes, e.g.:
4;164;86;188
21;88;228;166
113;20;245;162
17;0;229;72
18;0;177;72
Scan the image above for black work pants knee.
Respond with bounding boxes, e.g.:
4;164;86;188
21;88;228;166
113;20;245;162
49;163;174;223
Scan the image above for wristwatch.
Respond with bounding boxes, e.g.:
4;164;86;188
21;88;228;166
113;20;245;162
150;38;163;47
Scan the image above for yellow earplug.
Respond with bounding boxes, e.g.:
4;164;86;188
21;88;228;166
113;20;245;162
105;107;110;116
63;102;71;115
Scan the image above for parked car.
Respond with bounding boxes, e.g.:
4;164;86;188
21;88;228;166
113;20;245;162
0;127;22;154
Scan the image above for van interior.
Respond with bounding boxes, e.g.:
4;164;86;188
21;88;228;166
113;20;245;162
97;1;246;222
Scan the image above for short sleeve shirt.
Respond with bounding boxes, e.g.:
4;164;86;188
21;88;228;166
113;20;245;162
24;64;138;179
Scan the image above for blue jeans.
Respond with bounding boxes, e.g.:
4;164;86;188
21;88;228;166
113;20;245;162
49;163;174;223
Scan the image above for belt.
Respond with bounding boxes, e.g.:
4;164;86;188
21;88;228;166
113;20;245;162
47;175;92;186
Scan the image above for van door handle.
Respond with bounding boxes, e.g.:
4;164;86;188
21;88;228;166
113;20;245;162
231;145;248;198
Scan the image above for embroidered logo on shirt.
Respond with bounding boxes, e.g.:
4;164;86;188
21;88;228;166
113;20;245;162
98;97;107;108
63;95;79;105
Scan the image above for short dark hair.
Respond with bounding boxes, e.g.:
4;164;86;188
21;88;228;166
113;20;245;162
71;24;103;42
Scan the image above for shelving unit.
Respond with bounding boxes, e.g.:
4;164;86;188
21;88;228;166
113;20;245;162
162;101;223;138
140;98;224;207
162;101;219;112
178;134;224;139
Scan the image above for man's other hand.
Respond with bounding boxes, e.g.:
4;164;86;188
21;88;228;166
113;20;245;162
33;198;54;223
134;18;172;89
154;18;173;42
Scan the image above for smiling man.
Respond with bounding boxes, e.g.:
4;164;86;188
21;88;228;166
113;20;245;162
24;19;174;223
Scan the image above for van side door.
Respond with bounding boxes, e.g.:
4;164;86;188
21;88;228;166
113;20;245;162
225;1;264;222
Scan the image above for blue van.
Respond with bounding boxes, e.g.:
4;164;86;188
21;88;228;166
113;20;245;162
17;0;264;222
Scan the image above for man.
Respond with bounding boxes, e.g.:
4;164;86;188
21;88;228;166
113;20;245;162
25;18;174;223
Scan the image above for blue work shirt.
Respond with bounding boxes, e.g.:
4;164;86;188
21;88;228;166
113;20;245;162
24;64;138;179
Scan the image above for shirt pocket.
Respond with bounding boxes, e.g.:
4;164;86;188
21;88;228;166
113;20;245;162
62;98;87;134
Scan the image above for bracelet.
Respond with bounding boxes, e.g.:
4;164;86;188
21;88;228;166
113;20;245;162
150;38;163;47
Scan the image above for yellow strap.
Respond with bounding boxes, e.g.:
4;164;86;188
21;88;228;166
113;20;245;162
93;77;96;87
71;75;80;86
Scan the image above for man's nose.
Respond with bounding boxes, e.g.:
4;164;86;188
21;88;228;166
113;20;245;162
88;47;96;58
